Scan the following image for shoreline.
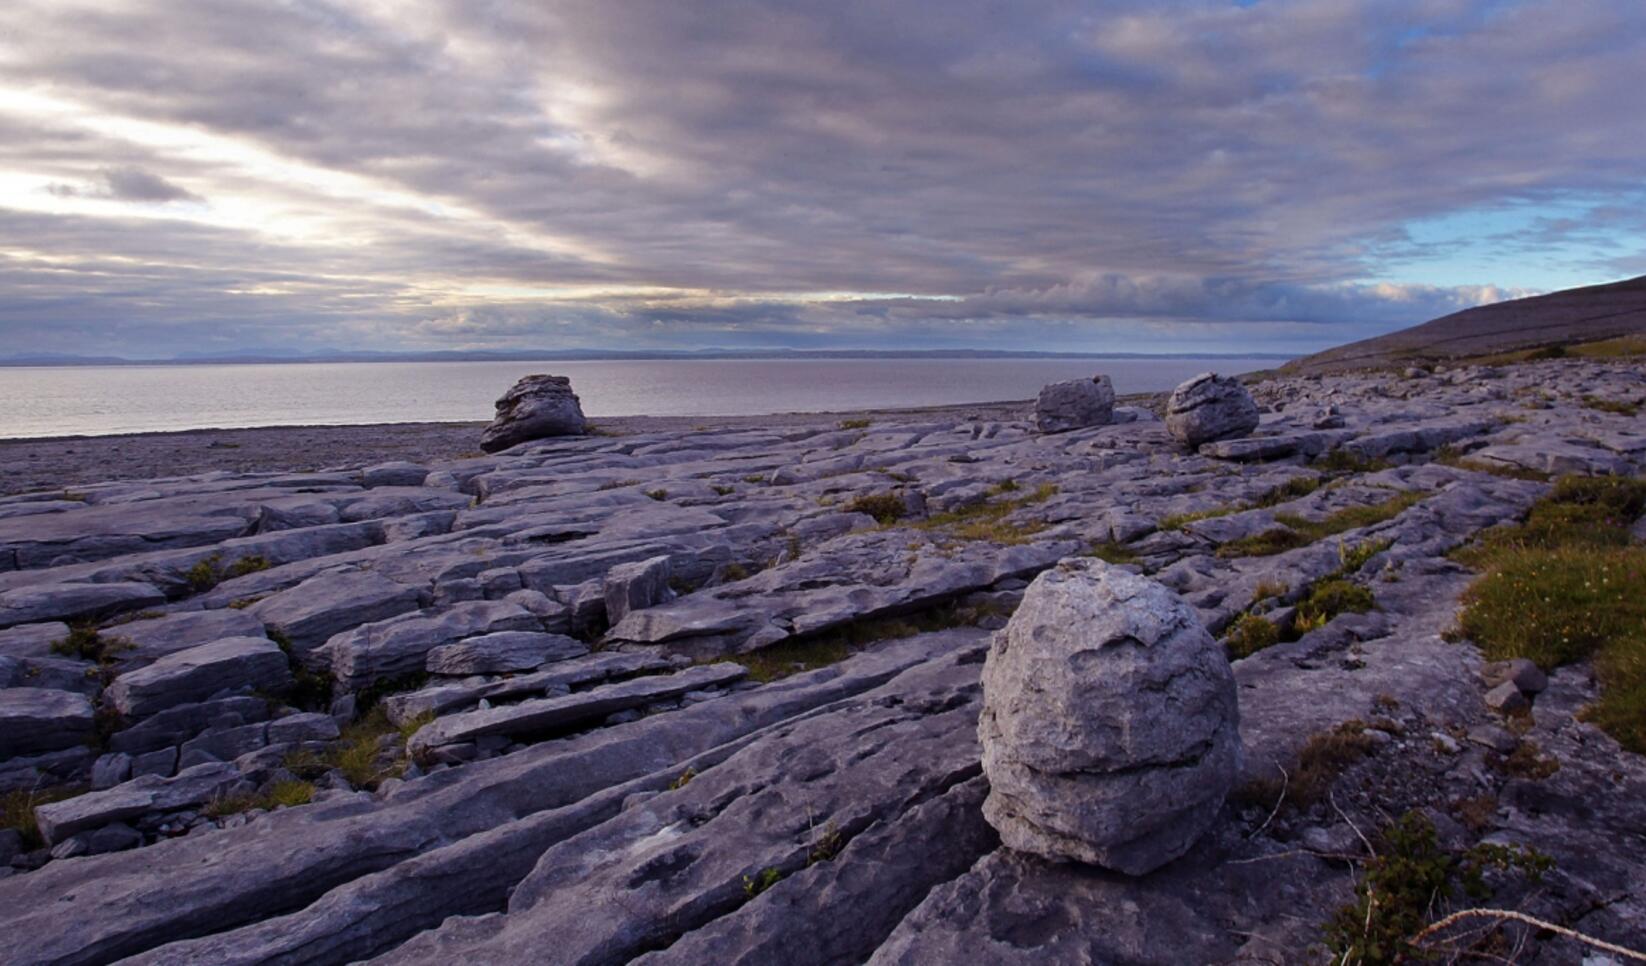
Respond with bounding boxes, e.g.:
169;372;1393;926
0;396;1101;497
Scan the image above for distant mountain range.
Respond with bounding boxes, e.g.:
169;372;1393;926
0;347;1296;367
1287;274;1646;374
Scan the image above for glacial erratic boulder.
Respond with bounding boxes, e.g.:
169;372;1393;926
479;374;588;453
978;557;1240;875
1165;372;1260;447
1035;375;1116;434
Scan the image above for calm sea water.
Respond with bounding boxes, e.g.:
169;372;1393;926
0;358;1278;439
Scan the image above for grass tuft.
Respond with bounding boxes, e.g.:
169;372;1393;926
1224;613;1280;659
1293;579;1375;634
1450;474;1646;751
846;493;908;525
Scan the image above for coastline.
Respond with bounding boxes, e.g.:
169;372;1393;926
0;397;1076;497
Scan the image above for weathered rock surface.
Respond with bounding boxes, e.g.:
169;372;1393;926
0;687;95;757
1164;372;1260;447
479;374;587;453
602;554;675;626
106;637;292;717
33;762;242;844
979;559;1239;874
1034;375;1114;433
1;358;1644;964
0;581;164;629
424;630;587;675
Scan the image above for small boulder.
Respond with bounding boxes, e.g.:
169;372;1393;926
979;558;1240;875
1165;372;1260;447
1481;658;1547;696
1035;375;1115;434
1484;680;1530;715
479;374;587;453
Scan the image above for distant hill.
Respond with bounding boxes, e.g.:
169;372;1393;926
1286;274;1646;374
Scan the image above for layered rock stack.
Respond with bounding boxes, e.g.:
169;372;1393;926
479;374;588;453
1165;372;1260;447
1035;375;1115;433
978;557;1240;875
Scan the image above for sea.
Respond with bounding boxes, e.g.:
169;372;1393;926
0;357;1281;439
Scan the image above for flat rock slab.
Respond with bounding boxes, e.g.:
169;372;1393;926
106;609;267;666
34;762;242;845
0;687;96;757
408;662;748;753
322;600;543;690
0;582;165;630
107;636;292;718
250;570;423;655
425;631;588;676
384;651;675;726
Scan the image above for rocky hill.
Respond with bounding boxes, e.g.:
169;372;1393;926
1287;274;1646;373
1;361;1644;963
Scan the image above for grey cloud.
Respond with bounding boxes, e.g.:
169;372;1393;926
0;0;1642;357
46;166;203;203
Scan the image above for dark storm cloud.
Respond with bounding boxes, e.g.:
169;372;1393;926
0;0;1642;356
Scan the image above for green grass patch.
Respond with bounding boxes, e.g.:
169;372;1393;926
1451;474;1646;751
1293;579;1375;634
838;418;872;430
1086;541;1140;565
1224;614;1280;659
1582;395;1641;416
645;489;669;501
1218;490;1426;558
908;483;1059;546
731;600;1012;683
847;492;908;525
203;779;316;818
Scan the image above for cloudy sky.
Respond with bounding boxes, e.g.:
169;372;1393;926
2;0;1644;358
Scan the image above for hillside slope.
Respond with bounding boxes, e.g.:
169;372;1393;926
1287;274;1646;373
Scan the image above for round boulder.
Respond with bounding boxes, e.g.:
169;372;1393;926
480;374;588;453
1164;372;1260;447
979;558;1240;875
1035;375;1115;434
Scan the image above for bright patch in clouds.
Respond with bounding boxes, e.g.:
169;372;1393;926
0;0;1642;358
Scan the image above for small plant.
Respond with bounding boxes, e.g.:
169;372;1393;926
1336;537;1392;576
1235;720;1377;813
1490;740;1559;780
991;479;1020;493
1322;811;1553;964
49;623;106;661
2;786;81;850
1253;475;1324;507
711;484;735;496
597;479;642;491
1293;579;1375;634
668;767;697;791
1251;580;1288;603
742;474;767;484
1224;614;1280;659
719;562;750;582
183;554;225;592
742;866;784;898
225;555;271;579
645;489;669;501
848;492;908;525
838;418;872;430
909;483;1059;546
807;820;845;865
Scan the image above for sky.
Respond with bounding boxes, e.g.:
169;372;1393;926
2;0;1645;359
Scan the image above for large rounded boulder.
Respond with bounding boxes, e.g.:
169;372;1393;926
479;374;588;453
1164;372;1260;447
979;557;1240;875
1035;375;1115;433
